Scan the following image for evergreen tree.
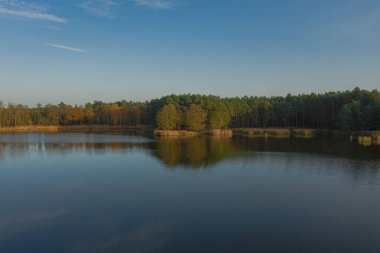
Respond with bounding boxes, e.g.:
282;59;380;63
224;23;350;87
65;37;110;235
339;104;353;130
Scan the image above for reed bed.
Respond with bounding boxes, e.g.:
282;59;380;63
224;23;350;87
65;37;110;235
61;125;149;132
207;129;233;137
0;125;150;133
292;129;316;138
266;129;291;138
0;125;60;133
371;134;380;146
234;128;291;138
353;131;380;146
154;130;198;137
234;128;266;137
358;136;372;146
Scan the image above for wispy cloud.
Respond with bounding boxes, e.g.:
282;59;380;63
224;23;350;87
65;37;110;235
79;0;119;17
78;0;174;17
0;0;66;23
45;43;86;53
134;0;174;9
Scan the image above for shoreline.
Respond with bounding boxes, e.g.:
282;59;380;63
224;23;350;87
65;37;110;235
233;128;380;146
153;128;380;145
0;125;151;133
0;126;379;146
153;129;233;138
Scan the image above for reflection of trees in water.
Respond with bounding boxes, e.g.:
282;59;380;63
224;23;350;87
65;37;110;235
0;136;379;171
0;142;153;158
154;136;380;169
0;142;31;159
0;137;225;175
155;137;235;169
0;136;379;186
152;137;380;185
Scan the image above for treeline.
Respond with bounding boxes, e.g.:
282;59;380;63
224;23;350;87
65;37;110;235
0;101;148;127
0;88;379;131
149;87;380;131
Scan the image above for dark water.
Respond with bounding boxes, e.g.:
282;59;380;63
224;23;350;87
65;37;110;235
0;133;380;253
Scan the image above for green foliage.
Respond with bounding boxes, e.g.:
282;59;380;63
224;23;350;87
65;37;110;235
185;104;206;131
208;109;230;129
156;104;179;130
338;104;353;130
0;88;379;131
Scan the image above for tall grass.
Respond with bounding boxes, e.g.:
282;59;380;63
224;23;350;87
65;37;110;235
358;136;372;146
0;125;150;133
154;130;198;137
0;125;60;133
292;129;316;138
372;134;380;146
234;128;291;138
207;129;233;137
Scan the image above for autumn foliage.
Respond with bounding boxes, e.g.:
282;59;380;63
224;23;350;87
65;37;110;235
0;88;379;132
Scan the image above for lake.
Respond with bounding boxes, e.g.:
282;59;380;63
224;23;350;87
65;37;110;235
0;133;379;253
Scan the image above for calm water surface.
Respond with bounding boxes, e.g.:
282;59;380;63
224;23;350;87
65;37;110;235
0;133;379;253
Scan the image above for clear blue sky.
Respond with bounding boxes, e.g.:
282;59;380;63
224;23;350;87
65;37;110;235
0;0;379;105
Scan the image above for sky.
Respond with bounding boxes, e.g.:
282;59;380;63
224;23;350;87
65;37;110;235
0;0;379;105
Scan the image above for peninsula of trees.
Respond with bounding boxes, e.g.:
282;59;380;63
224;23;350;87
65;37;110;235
0;88;379;131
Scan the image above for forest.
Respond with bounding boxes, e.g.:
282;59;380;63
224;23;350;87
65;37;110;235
0;87;379;131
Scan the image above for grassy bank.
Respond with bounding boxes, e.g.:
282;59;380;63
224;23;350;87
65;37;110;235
234;128;291;138
1;126;379;146
355;132;380;146
207;129;233;137
0;125;151;133
316;130;380;146
154;130;199;137
292;129;317;138
233;128;380;146
0;126;61;133
154;129;233;138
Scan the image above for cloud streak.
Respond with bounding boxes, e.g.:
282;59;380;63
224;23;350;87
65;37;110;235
45;43;86;53
134;0;174;9
78;0;174;17
0;0;66;23
79;0;119;17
